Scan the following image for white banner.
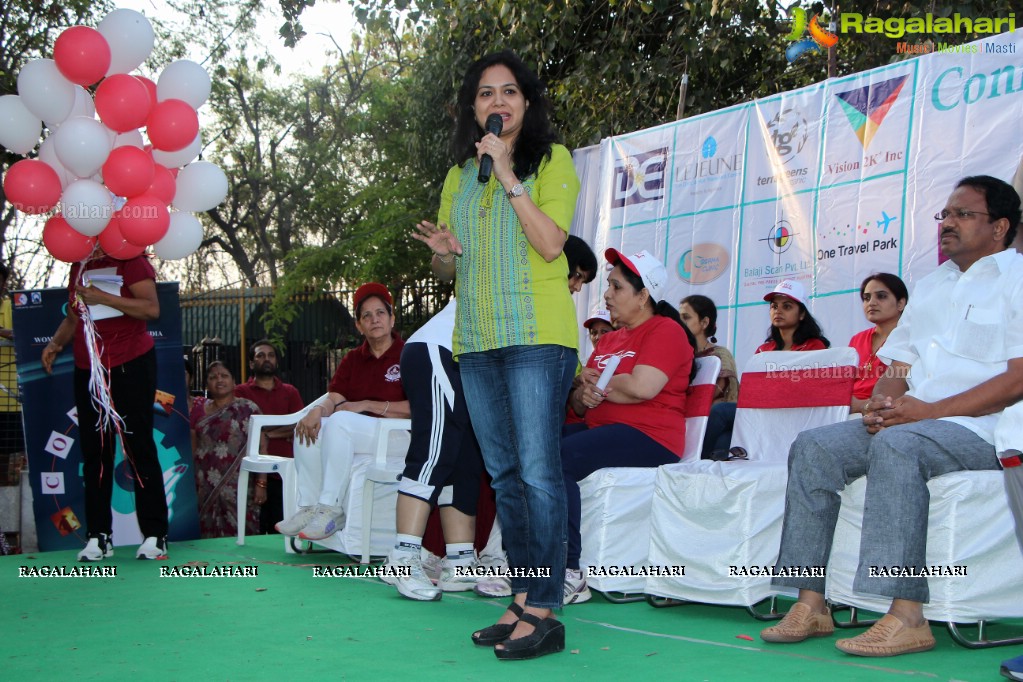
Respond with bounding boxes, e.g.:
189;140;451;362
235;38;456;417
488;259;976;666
572;29;1023;371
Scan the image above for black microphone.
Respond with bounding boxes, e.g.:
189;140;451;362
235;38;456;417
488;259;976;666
477;113;504;183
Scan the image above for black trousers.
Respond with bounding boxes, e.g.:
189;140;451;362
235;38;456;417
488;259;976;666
74;348;168;538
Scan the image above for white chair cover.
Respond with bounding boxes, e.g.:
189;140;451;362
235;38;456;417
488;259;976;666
826;470;1023;622
730;348;858;462
580;356;720;594
646;348;858;604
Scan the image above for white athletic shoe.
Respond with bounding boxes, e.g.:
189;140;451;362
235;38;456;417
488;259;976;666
136;536;168;560
439;558;480;592
473;550;511;597
382;550;442;601
564;568;592;604
297;504;345;541
275;505;317;536
421;550;444;581
77;533;113;562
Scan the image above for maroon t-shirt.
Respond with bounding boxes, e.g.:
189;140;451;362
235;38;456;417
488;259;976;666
235;377;305;457
327;335;406;410
68;255;156;369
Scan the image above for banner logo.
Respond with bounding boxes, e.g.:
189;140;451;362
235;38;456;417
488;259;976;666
834;75;908;148
678;244;730;284
611;147;667;208
784;3;839;62
760;220;798;255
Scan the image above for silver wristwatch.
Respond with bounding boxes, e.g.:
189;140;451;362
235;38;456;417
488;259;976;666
506;183;525;199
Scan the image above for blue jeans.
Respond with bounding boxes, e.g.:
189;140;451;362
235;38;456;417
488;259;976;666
561;423;678;569
702;401;736;458
459;344;575;609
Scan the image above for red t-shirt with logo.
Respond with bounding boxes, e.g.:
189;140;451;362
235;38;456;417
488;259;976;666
235;377;305;456
327;335;407;411
584;315;693;455
68;255;156;369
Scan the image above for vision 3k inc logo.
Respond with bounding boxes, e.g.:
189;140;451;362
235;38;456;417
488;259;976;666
783;2;839;62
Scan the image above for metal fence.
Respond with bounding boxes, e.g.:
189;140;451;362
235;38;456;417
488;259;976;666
180;281;450;404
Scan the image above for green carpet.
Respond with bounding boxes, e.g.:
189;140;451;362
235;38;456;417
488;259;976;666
1;535;1017;681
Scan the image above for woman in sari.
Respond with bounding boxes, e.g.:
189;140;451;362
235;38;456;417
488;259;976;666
190;361;262;538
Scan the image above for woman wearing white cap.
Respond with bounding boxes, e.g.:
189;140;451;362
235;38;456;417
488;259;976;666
560;248;697;603
702;279;830;459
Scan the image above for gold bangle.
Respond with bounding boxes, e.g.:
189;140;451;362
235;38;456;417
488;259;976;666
379;401;390;417
255;480;267;488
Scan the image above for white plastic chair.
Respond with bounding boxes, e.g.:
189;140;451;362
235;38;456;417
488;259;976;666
645;348;858;614
579;355;721;599
281;416;411;563
237;394;327;552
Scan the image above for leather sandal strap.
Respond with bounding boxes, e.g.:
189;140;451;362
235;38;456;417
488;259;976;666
507;602;524;618
517;611;542;627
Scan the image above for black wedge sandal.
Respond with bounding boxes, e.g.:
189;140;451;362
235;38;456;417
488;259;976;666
471;602;524;647
494;612;565;660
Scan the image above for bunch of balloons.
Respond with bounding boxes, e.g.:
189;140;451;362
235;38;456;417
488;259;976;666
0;8;228;263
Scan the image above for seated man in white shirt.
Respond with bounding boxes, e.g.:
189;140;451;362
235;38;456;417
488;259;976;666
760;175;1023;657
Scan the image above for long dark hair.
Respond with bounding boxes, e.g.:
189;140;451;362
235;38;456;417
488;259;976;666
452;50;558;179
764;300;830;350
617;265;698;382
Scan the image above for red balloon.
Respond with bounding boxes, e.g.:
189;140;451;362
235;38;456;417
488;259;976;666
43;214;97;263
102;146;155;198
3;159;61;214
146;99;199;152
136;76;158;108
99;214;146;260
148;164;176;204
118;193;170;246
53;27;111;86
95;74;152;133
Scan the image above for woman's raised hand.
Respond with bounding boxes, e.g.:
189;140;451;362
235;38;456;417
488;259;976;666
412;221;463;259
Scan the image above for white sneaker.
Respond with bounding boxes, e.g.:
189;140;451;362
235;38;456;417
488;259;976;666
77;533;113;562
421;550;444;581
275;505;317;536
297;504;345;541
136;536;168;560
439;558;480;592
474;574;511;598
564;568;591;604
382;550;441;601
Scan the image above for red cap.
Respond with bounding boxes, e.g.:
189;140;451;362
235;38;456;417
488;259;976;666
353;282;392;315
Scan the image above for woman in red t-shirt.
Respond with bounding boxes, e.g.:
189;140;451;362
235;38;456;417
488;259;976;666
702;279;831;459
560;249;696;603
275;283;410;542
848;273;908;414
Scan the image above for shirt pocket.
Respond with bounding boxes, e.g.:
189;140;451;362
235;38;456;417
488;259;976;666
948;306;1006;362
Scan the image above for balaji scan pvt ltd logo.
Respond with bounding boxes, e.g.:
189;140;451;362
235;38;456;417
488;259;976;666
783;3;839;62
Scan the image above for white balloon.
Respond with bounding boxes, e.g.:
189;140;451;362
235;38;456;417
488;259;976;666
151;132;200;168
173;161;228;212
0;95;42;155
45;85;96;130
113;129;145;149
157;60;212;109
98;9;155;76
154;212;204;260
38;136;75;189
17;59;76;123
61;179;114;236
54;117;113;179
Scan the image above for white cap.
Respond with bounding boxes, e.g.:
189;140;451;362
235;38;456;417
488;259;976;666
584;309;613;329
605;248;667;302
763;279;807;307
